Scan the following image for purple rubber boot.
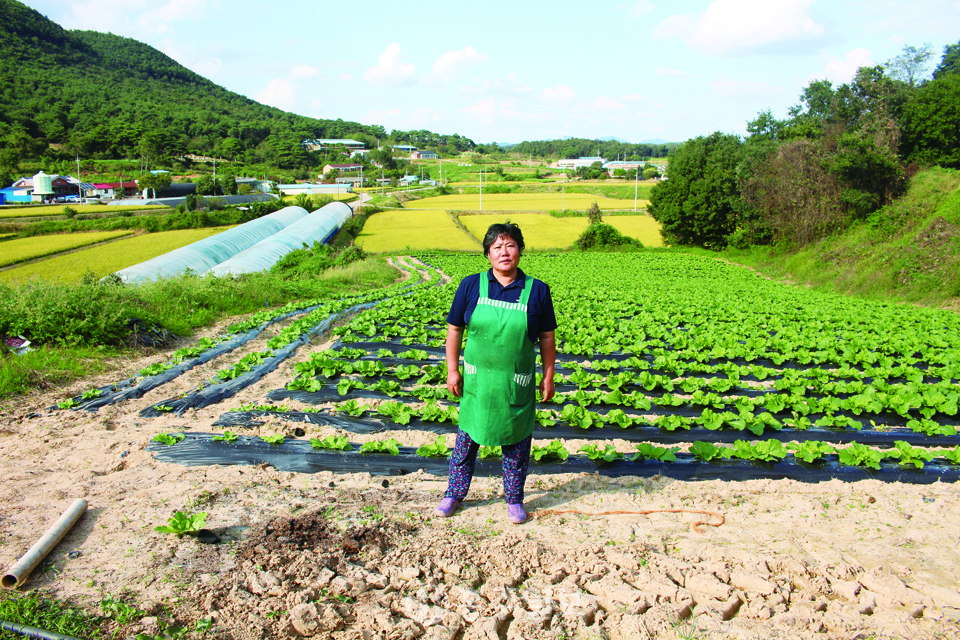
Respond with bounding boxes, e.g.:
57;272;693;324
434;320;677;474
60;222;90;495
506;503;527;524
434;498;461;518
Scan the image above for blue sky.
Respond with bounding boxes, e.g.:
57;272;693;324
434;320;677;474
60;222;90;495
22;0;960;145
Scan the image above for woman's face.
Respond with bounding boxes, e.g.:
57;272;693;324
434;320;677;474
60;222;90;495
487;234;521;276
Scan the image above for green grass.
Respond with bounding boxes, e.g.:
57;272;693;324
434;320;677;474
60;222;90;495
0;344;117;401
0;591;104;640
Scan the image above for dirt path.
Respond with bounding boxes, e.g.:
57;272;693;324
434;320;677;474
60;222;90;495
1;298;958;639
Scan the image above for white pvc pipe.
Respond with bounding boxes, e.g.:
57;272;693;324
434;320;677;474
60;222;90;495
2;499;88;589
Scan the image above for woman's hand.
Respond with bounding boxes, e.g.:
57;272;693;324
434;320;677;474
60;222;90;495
446;323;465;397
538;330;556;403
447;370;463;397
538;375;555;403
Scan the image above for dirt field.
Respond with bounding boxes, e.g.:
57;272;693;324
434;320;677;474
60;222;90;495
1;309;959;639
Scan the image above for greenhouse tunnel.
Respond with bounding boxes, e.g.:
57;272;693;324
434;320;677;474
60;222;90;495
206;201;353;277
110;206;309;283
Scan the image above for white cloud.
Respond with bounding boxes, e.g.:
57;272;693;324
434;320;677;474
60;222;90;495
339;73;355;81
366;108;403;122
593;96;627;111
628;0;654;17
255;78;296;110
411;107;441;123
460;73;531;95
461;98;517;125
591;94;644;111
136;0;205;35
57;0;144;31
541;84;576;103
816;48;874;84
429;46;488;83
154;38;223;78
709;75;784;99
290;64;321;80
655;0;827;56
364;43;417;87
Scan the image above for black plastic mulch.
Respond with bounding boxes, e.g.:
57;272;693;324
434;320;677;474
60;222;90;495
147;432;960;484
55;304;322;412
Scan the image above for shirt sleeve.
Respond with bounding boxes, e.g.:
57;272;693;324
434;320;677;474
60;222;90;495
534;281;558;334
446;275;476;327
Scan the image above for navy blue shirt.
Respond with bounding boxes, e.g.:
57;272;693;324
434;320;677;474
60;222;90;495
447;269;558;344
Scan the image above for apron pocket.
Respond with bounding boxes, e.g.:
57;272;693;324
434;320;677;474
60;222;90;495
510;369;535;406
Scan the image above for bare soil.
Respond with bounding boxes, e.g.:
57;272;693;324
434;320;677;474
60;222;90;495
1;308;959;640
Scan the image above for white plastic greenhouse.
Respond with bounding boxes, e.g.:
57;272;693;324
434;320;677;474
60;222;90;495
112;206;310;283
207;202;353;277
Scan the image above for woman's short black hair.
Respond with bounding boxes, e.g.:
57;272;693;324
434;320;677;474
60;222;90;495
482;223;525;256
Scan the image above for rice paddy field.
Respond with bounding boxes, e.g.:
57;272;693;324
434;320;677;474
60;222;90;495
460;213;588;250
411;192;646;211
458;213;664;249
356;209;479;253
0;203;169;218
0;226;233;283
605;215;665;246
0;230;135;268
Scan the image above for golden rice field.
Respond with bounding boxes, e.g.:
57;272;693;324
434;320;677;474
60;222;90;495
356;210;478;253
0;204;169;218
0;227;232;283
459;214;587;250
457;213;663;250
606;216;664;247
0;230;135;268
411;192;647;211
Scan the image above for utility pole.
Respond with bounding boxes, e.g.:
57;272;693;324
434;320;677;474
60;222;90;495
634;162;639;211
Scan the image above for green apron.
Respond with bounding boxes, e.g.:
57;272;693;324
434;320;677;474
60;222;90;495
460;273;536;446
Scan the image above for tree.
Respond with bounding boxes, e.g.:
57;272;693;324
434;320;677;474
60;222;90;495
195;174;216;195
218;167;237;195
741;139;844;246
647;132;743;249
137;172;172;198
933;41;960;79
884;44;934;87
900;73;960;168
586;202;602;225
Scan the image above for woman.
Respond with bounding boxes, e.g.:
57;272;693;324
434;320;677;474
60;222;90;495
435;223;557;524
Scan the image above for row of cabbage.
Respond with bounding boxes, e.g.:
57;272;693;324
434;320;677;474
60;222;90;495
152;430;960;473
269;251;960;473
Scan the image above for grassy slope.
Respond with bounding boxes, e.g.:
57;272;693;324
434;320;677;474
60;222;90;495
728;167;960;309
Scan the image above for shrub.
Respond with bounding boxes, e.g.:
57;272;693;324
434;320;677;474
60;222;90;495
333;243;367;267
576;222;643;250
62;206;77;218
587;202;603;225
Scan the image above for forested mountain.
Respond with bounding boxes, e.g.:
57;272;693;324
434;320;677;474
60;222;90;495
0;0;475;174
510;138;680;160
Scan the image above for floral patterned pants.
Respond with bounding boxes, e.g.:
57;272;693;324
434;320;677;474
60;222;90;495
443;429;533;504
